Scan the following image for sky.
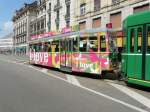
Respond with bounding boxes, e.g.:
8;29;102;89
0;0;34;38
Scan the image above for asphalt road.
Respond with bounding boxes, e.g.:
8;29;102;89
0;54;149;112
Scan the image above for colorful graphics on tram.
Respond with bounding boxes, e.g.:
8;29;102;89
29;27;118;75
71;53;109;74
30;51;60;68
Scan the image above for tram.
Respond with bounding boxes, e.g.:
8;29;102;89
122;10;150;87
29;28;119;76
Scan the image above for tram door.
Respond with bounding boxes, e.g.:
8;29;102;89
127;26;143;79
145;25;150;81
60;38;72;72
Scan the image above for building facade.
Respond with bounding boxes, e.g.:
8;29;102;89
12;1;37;55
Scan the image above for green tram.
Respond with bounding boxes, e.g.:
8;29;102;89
122;11;150;87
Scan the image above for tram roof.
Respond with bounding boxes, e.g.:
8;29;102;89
124;10;150;27
29;27;113;44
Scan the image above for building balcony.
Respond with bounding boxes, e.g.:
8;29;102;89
47;8;51;13
47;21;51;27
65;0;70;5
94;6;100;12
54;2;62;11
65;14;70;22
111;0;121;9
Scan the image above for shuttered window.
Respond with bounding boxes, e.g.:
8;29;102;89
79;21;86;30
92;17;101;28
110;12;121;29
134;4;149;13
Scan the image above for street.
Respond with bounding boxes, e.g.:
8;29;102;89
0;54;149;112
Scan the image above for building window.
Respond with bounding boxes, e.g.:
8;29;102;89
65;4;70;27
48;13;51;31
49;3;51;10
112;0;120;5
41;20;45;29
134;4;149;13
94;0;100;11
110;12;121;29
79;21;86;30
56;11;60;30
80;3;86;15
37;21;40;31
66;5;70;19
92;17;101;28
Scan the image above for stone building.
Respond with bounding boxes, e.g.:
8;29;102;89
12;1;37;55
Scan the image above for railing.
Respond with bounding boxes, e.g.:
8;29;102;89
54;2;62;11
94;5;100;11
55;18;59;24
65;0;70;5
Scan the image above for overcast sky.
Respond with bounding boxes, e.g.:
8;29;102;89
0;0;34;38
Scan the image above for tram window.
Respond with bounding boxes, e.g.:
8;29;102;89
79;37;88;52
47;42;51;52
137;28;142;53
147;26;150;53
100;36;106;52
30;44;35;52
33;44;37;52
88;36;98;52
130;29;134;53
66;40;71;52
43;43;49;52
68;40;72;52
60;40;66;52
35;44;41;52
52;41;59;52
41;43;45;52
73;37;79;52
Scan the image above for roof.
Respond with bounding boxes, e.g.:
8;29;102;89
124;10;150;27
29;27;113;44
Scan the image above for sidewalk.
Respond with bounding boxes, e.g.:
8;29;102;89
2;54;30;62
11;54;29;62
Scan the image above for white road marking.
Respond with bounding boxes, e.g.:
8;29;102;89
109;82;150;109
41;68;48;74
66;75;81;87
28;66;148;112
104;79;117;83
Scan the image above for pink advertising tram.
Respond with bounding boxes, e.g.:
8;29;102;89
29;28;119;76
